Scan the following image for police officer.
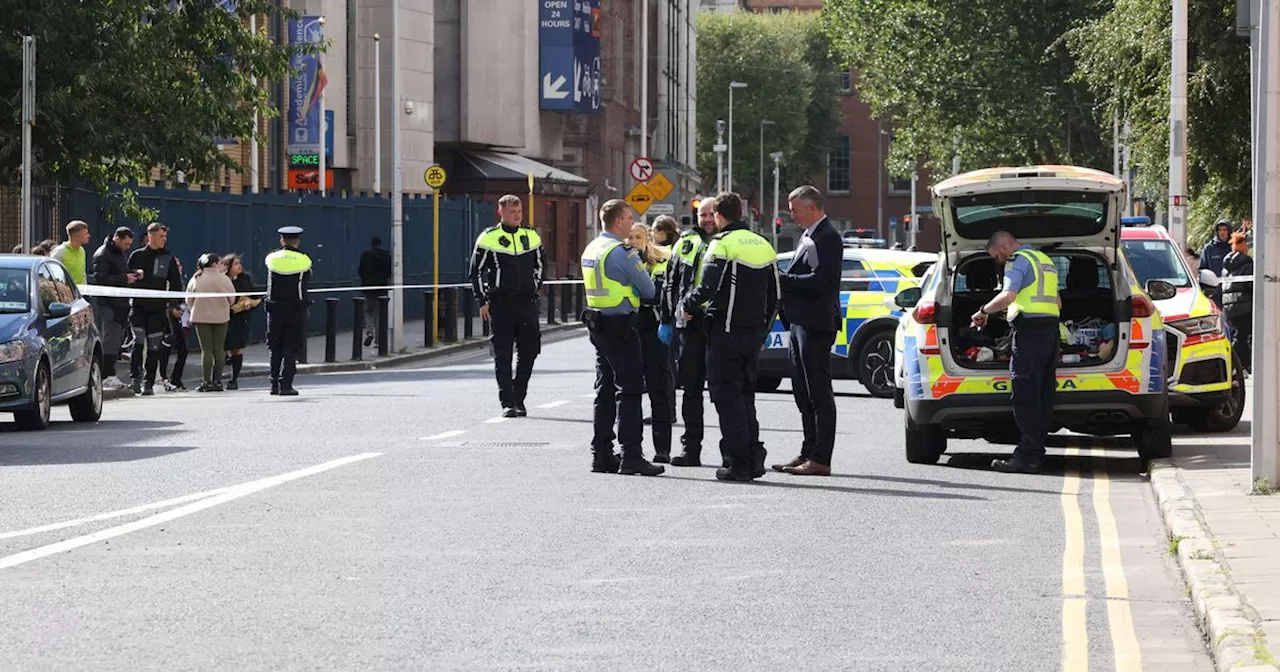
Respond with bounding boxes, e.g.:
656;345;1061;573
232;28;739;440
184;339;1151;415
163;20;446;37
264;226;313;396
665;199;717;467
469;194;545;418
970;231;1060;473
628;220;676;463
680;193;779;482
581;199;664;476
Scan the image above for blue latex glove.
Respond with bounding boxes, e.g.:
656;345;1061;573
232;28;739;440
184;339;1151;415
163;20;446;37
657;323;673;345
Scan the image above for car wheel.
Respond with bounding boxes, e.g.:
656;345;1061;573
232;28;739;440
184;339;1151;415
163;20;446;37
15;360;52;431
905;409;946;464
1135;416;1174;461
858;330;896;399
70;355;104;423
755;375;782;393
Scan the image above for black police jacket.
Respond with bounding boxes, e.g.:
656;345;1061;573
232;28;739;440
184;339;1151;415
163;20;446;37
92;237;131;311
127;246;184;314
1221;251;1254;319
468;224;545;304
681;220;780;334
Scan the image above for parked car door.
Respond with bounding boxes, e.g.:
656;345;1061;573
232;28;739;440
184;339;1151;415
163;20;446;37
55;263;95;393
38;262;76;396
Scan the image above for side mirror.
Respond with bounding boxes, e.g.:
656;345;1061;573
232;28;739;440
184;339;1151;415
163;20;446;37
1145;279;1177;302
894;286;923;309
46;302;72;319
1198;268;1221;288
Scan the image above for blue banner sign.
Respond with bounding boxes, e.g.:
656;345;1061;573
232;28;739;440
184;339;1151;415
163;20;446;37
288;16;325;156
538;0;601;113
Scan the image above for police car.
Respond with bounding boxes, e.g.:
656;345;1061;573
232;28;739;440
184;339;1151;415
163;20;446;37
757;246;935;397
1120;217;1245;432
894;165;1174;464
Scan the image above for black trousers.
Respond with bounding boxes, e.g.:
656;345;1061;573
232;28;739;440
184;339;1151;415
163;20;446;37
1010;326;1059;464
788;324;838;465
676;325;708;451
589;316;645;458
639;316;675;454
490;298;541;407
1227;313;1252;372
267;303;307;388
158;313;188;386
130;309;168;387
706;328;766;469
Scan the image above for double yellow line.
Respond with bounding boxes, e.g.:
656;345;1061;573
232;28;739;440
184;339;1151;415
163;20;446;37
1059;446;1144;671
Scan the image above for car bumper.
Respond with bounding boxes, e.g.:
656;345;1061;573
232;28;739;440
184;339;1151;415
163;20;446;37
0;360;32;410
1170;389;1231;409
906;390;1167;428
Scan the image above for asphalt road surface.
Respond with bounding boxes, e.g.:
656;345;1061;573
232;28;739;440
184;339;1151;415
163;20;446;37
1;330;1213;671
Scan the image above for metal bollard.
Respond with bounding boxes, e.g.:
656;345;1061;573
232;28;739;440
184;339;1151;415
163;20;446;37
324;297;339;363
443;288;459;343
424;290;436;348
546;284;557;325
352;295;366;361
463;289;474;339
560;282;572;323
377;295;390;356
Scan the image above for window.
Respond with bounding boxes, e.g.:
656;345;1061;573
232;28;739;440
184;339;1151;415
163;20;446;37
0;268;31;313
840;71;852;94
951;190;1108;242
1051;254;1112;290
827;135;851;193
45;262;76;304
841;259;871;278
36;264;58;312
1121;239;1193;288
890;176;912;194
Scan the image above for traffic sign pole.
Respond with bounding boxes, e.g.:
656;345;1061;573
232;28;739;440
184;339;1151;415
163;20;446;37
423;164;448;346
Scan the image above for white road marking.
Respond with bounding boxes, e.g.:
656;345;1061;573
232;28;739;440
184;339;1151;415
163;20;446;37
419;430;467;441
483;416;507;424
0;452;383;571
579;393;596;398
537;400;571;409
0;487;231;540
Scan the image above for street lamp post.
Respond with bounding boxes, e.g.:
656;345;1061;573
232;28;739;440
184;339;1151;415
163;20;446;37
318;16;327;197
714;120;727;193
727;81;748;192
758;119;774;230
876;123;888;236
770;151;783;250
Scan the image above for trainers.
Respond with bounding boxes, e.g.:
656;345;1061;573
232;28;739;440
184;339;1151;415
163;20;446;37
102;376;126;389
226;380;239;390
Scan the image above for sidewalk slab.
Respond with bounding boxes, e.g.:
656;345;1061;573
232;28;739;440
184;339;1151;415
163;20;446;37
1149;383;1280;672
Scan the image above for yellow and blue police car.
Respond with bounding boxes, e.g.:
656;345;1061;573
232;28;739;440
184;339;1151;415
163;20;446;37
1120;218;1245;432
893;165;1175;464
758;246;935;396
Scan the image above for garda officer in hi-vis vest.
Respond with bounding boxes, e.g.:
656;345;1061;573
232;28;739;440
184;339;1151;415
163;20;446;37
664;199;717;467
264;226;313;396
679;192;780;482
970;231;1062;474
581;200;664;476
469;194;546;418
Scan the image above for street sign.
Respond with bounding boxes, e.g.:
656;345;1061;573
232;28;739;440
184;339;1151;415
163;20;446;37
424;165;447;189
646;172;674;201
538;0;602;113
629;157;655;183
648;203;675;216
287;168;334;190
625;183;654;215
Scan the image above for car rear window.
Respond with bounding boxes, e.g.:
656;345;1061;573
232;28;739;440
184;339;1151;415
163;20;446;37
951;190;1108;241
0;269;30;313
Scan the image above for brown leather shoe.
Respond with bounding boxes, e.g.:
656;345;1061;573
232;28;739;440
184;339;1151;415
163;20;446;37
771;457;805;472
784;460;832;476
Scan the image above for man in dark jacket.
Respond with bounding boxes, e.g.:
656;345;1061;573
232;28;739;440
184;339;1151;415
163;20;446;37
772;186;843;476
127;223;184;395
1199;220;1234;307
1221;233;1253;373
91;227;137;387
358;236;393;346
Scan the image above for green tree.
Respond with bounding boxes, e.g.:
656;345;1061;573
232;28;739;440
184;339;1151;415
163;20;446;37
1067;0;1251;247
696;11;840;207
820;0;1108;181
0;1;311;204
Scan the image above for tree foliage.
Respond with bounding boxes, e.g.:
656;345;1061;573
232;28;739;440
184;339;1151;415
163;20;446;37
696;11;841;205
0;0;311;197
820;0;1109;181
1067;0;1251;247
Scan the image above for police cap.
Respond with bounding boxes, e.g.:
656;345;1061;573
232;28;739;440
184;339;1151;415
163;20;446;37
278;226;304;236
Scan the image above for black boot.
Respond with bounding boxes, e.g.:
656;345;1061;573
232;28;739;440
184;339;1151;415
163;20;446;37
715;465;756;482
592;450;621;474
620;451;665;476
227;354;242;390
652;424;672;463
752;442;768;479
670;447;701;467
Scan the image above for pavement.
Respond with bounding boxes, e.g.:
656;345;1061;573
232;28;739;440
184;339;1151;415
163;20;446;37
0;331;1221;670
1148;382;1280;672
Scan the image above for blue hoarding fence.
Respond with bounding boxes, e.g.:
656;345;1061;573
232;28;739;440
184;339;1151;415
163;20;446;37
538;0;602;113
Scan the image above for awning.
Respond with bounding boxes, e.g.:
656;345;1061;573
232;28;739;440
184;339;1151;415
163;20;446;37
460;150;588;186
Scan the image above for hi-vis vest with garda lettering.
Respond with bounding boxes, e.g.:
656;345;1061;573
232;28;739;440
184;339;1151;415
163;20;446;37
674;231;705;286
581;237;639;310
651;244;671;279
1007;248;1060;320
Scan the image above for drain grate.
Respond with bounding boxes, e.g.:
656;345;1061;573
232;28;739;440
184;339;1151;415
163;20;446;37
453;441;552;448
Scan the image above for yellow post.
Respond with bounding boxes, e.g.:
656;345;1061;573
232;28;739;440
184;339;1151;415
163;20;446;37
527;172;535;229
432;189;440;343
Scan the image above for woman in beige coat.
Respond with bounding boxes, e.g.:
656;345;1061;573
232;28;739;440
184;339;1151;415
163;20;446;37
187;253;237;392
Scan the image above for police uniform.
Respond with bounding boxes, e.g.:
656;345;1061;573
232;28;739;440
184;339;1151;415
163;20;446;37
680;220;779;481
264;226;313;395
469;222;545;416
638;244;676;462
664;227;711;465
581;231;664;476
994;246;1060;471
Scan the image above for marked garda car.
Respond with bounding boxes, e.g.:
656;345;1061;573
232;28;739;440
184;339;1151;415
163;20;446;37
1120;218;1245;432
757;246;935;397
894;165;1175;464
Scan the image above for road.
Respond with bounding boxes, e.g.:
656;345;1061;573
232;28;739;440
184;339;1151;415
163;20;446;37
0;331;1213;671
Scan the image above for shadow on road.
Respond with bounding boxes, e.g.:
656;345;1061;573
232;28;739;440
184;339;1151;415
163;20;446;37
826;472;1061;496
0;420;195;466
659;474;988;501
942;451;1147;480
0;444;196;466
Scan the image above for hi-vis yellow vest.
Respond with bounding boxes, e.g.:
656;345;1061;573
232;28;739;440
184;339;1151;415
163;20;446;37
1007;248;1060;320
651;244;671;279
581;237;638;310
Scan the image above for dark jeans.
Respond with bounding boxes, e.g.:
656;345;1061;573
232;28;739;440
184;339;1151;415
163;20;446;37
788;324;838;465
1010;326;1060;464
706;328;766;469
639;317;675;454
490;298;540;407
158;313;188;386
589;316;645;459
1227;313;1252;372
129;309;168;387
267;303;306;389
676;325;708;451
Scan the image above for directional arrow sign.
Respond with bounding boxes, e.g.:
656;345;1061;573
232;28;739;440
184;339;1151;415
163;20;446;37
543;73;569;100
629;157;655;183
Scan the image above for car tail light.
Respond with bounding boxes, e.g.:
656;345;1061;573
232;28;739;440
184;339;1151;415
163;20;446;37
913;301;937;324
1130;295;1156;318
